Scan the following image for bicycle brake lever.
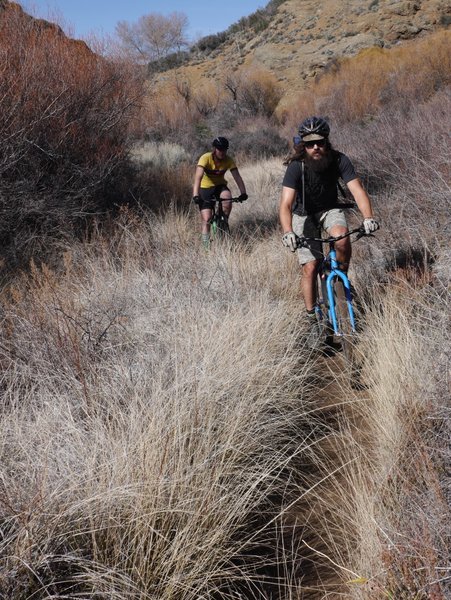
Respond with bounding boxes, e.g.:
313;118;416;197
295;235;307;248
356;227;367;239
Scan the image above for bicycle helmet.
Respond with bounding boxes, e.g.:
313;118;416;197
298;116;330;142
212;136;229;150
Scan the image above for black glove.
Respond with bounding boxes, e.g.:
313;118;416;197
192;195;200;205
238;193;248;202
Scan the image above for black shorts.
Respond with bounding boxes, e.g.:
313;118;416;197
198;185;230;210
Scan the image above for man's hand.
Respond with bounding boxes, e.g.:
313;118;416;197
238;193;248;201
192;195;201;205
363;218;379;234
282;232;297;252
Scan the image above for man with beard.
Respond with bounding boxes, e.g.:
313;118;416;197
279;116;379;348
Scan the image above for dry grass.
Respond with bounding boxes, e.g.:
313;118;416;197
0;160;448;598
130;141;190;168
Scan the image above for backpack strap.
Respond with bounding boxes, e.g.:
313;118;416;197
301;160;305;214
337;180;347;198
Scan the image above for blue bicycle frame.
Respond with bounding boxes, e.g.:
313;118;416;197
296;226;365;337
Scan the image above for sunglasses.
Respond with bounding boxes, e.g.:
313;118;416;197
292;136;327;148
304;139;326;148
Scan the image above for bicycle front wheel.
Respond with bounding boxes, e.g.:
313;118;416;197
216;215;230;238
333;278;356;365
210;217;218;238
316;273;333;343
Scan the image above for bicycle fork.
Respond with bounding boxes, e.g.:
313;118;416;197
325;270;356;334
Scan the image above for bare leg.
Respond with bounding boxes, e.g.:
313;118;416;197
301;259;320;311
220;190;232;217
200;208;212;235
328;225;351;271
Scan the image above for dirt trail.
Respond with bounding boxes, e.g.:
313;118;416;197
287;347;370;599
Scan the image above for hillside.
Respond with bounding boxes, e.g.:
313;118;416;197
152;0;450;111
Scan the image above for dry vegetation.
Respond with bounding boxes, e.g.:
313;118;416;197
285;30;451;125
0;4;450;599
0;3;145;271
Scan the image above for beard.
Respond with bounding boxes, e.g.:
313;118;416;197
305;149;333;173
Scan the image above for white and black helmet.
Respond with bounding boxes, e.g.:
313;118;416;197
298;116;330;142
212;136;229;150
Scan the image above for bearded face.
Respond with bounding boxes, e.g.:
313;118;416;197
304;144;334;172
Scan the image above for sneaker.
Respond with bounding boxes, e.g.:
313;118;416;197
201;234;211;250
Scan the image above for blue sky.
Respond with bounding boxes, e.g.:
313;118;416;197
22;0;267;42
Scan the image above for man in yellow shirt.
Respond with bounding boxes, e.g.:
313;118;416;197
193;137;247;248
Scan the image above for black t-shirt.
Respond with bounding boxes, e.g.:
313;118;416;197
282;151;357;216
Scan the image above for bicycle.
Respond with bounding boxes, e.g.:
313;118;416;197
208;196;246;241
295;217;371;370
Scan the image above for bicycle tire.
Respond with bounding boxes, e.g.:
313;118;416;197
216;215;230;238
316;273;333;342
333;278;355;365
210;217;218;238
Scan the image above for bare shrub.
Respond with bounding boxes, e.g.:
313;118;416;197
0;4;144;269
138;79;198;143
239;69;283;118
130;162;193;212
116;11;188;63
333;87;450;266
192;81;221;117
229;118;288;160
222;68;282;119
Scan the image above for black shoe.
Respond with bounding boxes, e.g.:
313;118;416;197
305;316;323;351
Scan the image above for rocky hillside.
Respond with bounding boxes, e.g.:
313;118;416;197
1;1;94;55
153;0;450;111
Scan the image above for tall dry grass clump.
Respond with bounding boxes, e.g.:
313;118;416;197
339;273;450;599
0;3;144;270
0;159;448;598
0;165;296;597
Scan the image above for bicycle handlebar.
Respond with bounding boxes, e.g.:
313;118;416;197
217;196;247;203
295;226;367;248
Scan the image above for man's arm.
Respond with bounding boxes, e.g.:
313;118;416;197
279;186;297;233
347;177;379;233
230;168;246;195
346;178;375;219
193;165;204;197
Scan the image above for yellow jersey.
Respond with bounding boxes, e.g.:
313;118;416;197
197;152;237;188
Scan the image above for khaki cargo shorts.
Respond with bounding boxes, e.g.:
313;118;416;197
292;208;348;265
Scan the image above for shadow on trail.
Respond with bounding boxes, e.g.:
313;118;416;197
232;214;280;239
